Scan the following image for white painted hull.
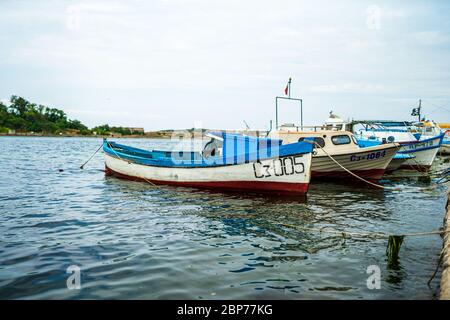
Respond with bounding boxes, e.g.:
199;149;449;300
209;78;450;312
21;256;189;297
399;135;443;168
104;152;312;194
401;147;439;168
440;144;450;155
311;145;398;179
386;157;409;172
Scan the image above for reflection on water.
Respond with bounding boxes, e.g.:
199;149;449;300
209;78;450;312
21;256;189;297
0;137;448;299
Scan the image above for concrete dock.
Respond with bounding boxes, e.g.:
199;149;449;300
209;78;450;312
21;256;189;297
440;191;450;300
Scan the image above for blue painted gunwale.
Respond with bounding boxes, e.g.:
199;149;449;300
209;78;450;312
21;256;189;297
356;133;444;155
397;133;444;154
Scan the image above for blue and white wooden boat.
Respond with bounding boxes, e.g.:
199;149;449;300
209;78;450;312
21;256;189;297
352;121;444;170
355;139;415;172
103;133;314;194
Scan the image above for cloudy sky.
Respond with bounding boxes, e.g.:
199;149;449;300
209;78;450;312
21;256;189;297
1;0;449;130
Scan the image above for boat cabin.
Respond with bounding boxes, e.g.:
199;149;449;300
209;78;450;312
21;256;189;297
268;127;361;156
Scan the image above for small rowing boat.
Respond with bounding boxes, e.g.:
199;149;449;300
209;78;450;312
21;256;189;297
103;132;314;194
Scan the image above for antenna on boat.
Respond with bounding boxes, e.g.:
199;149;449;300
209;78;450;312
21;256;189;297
243;120;250;130
419;99;422;121
275;77;303;130
287;77;291;99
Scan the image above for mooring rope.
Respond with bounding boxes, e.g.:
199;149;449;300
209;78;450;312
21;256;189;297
274;219;449;285
80;143;103;169
407;156;430;173
428;252;443;286
274;221;448;239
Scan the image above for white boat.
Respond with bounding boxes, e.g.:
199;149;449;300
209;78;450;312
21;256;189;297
268;125;399;180
441;144;450;155
351;119;444;170
395;135;443;168
438;125;450;155
103;133;314;194
386;153;415;172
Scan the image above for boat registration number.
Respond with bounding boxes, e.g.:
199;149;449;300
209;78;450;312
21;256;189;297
350;150;386;162
403;140;434;151
253;156;305;178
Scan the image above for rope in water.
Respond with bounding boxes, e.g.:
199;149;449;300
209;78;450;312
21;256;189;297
306;140;401;190
273;219;449;285
80;143;103;169
274;221;449;239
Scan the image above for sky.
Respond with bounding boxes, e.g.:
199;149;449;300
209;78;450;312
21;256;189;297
1;0;449;131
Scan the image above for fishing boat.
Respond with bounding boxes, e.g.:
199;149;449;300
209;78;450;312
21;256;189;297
351;120;444;170
267;125;400;180
386;154;415;172
353;139;415;172
103;132;314;194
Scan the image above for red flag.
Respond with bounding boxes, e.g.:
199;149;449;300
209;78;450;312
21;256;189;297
284;84;289;95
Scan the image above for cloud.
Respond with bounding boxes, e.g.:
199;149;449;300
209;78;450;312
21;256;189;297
1;0;449;129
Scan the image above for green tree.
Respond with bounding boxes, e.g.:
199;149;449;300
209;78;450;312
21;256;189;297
9;95;31;116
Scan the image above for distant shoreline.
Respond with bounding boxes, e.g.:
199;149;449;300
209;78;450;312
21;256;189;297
0;129;266;139
0;132;173;139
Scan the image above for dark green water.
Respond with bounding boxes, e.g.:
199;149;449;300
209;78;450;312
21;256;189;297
0;137;448;299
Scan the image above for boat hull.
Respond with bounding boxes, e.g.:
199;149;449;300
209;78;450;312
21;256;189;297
311;145;398;180
386;157;410;172
104;152;312;194
440;143;450;155
398;134;443;169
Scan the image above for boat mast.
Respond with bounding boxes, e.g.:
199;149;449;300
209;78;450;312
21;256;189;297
411;99;422;122
275;77;303;130
418;99;422;122
288;77;291;99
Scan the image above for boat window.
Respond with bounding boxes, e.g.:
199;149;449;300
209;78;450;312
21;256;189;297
298;137;325;148
331;135;351;145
